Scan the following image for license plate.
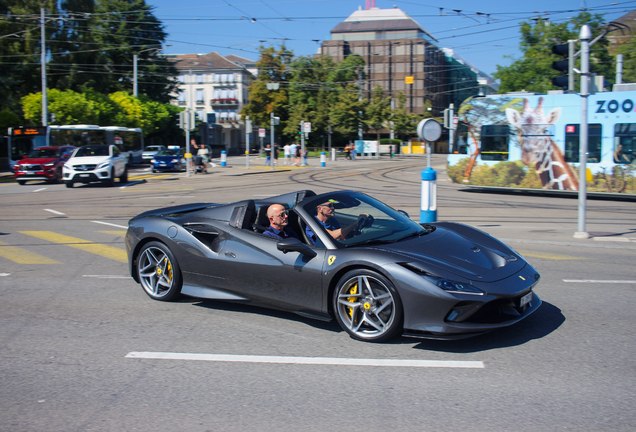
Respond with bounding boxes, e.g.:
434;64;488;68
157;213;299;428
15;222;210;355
80;174;89;177
519;292;532;308
25;171;36;175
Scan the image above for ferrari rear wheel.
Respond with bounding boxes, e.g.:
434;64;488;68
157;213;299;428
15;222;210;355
333;269;403;342
137;241;182;301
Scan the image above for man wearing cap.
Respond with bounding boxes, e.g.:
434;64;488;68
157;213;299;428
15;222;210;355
263;204;299;240
306;199;371;242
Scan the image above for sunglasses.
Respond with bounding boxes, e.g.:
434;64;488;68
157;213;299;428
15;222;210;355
276;211;289;218
319;203;334;208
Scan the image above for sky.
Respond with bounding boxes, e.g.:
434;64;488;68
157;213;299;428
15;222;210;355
147;0;636;77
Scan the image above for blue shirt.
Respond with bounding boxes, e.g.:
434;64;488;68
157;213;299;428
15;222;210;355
263;226;298;240
306;216;340;243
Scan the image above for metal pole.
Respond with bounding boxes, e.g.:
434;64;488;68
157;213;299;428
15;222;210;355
568;40;576;92
616;54;623;85
245;116;250;169
575;25;591;239
358;69;363;141
41;8;48;127
328;124;332;159
270;112;274;170
448;103;454;153
133;54;138;97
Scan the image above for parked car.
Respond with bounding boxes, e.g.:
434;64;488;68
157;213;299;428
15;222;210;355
63;144;128;188
141;145;165;163
151;147;186;172
13;146;76;185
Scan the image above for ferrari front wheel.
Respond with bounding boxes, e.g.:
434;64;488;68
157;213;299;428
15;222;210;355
333;269;403;342
137;241;182;301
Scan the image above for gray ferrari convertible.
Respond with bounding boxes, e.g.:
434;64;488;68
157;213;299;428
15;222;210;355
125;190;541;342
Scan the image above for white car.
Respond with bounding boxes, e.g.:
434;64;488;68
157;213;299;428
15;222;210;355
63;145;128;188
141;145;165;163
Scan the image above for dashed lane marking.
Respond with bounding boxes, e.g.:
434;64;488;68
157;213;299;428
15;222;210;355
92;221;127;229
98;230;127;236
18;231;127;263
563;279;636;284
44;208;65;215
125;352;485;369
0;240;60;264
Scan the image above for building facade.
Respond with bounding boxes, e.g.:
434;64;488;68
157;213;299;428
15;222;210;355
168;52;256;154
319;7;449;117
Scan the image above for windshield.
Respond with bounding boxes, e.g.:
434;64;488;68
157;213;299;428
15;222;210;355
300;192;428;247
74;146;110;157
27;148;61;158
156;149;182;157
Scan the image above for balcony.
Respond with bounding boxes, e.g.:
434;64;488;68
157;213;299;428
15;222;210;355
211;98;239;107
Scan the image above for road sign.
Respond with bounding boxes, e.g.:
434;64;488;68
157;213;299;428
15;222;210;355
303;122;311;133
452;117;458;127
416;119;442;142
405;76;414;84
258;128;266;137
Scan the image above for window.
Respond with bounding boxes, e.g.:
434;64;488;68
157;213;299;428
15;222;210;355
197;110;206;121
177;91;186;105
178;75;185;83
480;125;510;161
212;90;220;100
227;73;234;83
614;123;636;164
197;74;204;83
196;89;204;104
564;124;602;163
454;122;469;154
214;74;221;82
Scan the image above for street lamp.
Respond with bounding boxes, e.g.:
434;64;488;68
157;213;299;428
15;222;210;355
133;46;163;97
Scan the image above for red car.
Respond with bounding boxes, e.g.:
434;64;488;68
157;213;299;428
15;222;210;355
13;146;76;185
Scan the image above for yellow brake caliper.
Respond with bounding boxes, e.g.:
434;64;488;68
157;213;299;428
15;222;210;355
164;258;173;284
347;283;358;319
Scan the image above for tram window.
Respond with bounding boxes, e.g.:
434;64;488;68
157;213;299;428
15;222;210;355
454;122;469;154
564;124;602;163
480;125;509;161
614;123;636;164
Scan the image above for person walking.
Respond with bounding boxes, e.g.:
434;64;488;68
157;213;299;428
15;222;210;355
289;142;298;166
189;138;199;170
283;143;291;165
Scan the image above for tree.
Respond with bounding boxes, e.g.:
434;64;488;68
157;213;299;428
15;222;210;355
392;92;422;141
240;45;293;131
614;35;636;83
329;84;368;141
365;85;392;140
494;12;612;93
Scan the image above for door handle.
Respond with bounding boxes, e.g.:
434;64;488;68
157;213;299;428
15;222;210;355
225;252;236;258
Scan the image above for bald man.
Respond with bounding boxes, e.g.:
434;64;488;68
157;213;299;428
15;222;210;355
262;204;299;240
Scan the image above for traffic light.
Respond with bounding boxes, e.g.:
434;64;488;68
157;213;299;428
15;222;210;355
551;41;574;91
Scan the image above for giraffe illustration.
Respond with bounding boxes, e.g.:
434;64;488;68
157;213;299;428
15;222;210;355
505;97;579;191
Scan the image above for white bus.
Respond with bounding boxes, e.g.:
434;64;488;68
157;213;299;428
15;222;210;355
7;125;144;168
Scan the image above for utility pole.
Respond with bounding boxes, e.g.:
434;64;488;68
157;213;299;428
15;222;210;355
575;25;591;239
133;54;138;97
41;8;48;127
270;112;275;170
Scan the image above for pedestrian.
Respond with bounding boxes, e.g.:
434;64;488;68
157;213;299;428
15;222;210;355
273;143;279;166
351;142;356;160
302;148;308;166
389;145;393;158
283;143;291;165
189;138;199;170
295;144;302;166
344;144;351;160
289;142;298;166
264;144;271;165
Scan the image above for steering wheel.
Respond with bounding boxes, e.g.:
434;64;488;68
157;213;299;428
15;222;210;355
352;214;372;236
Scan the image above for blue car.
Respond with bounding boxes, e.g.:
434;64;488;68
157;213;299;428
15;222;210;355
151;147;186;172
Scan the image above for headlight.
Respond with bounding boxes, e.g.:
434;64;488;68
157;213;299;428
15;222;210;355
170;159;178;163
437;279;484;295
150;159;156;163
97;161;111;169
43;162;55;167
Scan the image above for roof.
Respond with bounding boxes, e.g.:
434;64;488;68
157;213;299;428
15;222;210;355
330;7;436;41
170;52;255;71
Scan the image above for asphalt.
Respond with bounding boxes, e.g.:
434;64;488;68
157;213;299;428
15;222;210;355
4;153;636;249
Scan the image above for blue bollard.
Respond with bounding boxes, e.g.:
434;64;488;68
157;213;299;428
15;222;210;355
320;152;326;167
221;151;227;167
420;167;437;223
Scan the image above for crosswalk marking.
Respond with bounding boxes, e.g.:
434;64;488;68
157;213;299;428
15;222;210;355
98;230;127;236
19;231;127;263
0;240;60;264
518;250;587;260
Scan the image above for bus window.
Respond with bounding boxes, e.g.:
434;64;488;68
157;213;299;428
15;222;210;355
614;123;636;164
480;125;510;161
454;122;469;154
564;124;602;163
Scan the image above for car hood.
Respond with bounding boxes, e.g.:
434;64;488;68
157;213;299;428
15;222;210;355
67;156;111;165
17;157;58;165
154;155;181;161
372;225;524;283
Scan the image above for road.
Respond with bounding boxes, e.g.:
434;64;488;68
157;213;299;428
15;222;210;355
1;155;635;431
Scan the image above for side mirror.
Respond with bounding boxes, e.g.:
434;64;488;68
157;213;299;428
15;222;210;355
277;237;317;258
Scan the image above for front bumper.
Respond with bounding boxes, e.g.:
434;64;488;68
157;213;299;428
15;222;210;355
63;167;112;183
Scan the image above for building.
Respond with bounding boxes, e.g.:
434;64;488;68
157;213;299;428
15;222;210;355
442;48;499;105
168;52;256;154
318;6;452;117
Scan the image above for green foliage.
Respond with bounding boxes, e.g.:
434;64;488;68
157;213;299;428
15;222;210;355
447;158;544;188
494;13;612;93
0;109;21;131
366;85;392;140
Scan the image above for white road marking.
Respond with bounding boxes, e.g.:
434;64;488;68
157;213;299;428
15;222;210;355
120;181;145;189
91;221;127;229
34;188;47;193
44;208;65;215
140;195;195;199
563;279;636;284
0;273;11;277
83;275;131;279
125;352;484;368
593;237;632;243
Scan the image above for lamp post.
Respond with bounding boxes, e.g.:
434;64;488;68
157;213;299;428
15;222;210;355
41;8;48;126
133;47;162;97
